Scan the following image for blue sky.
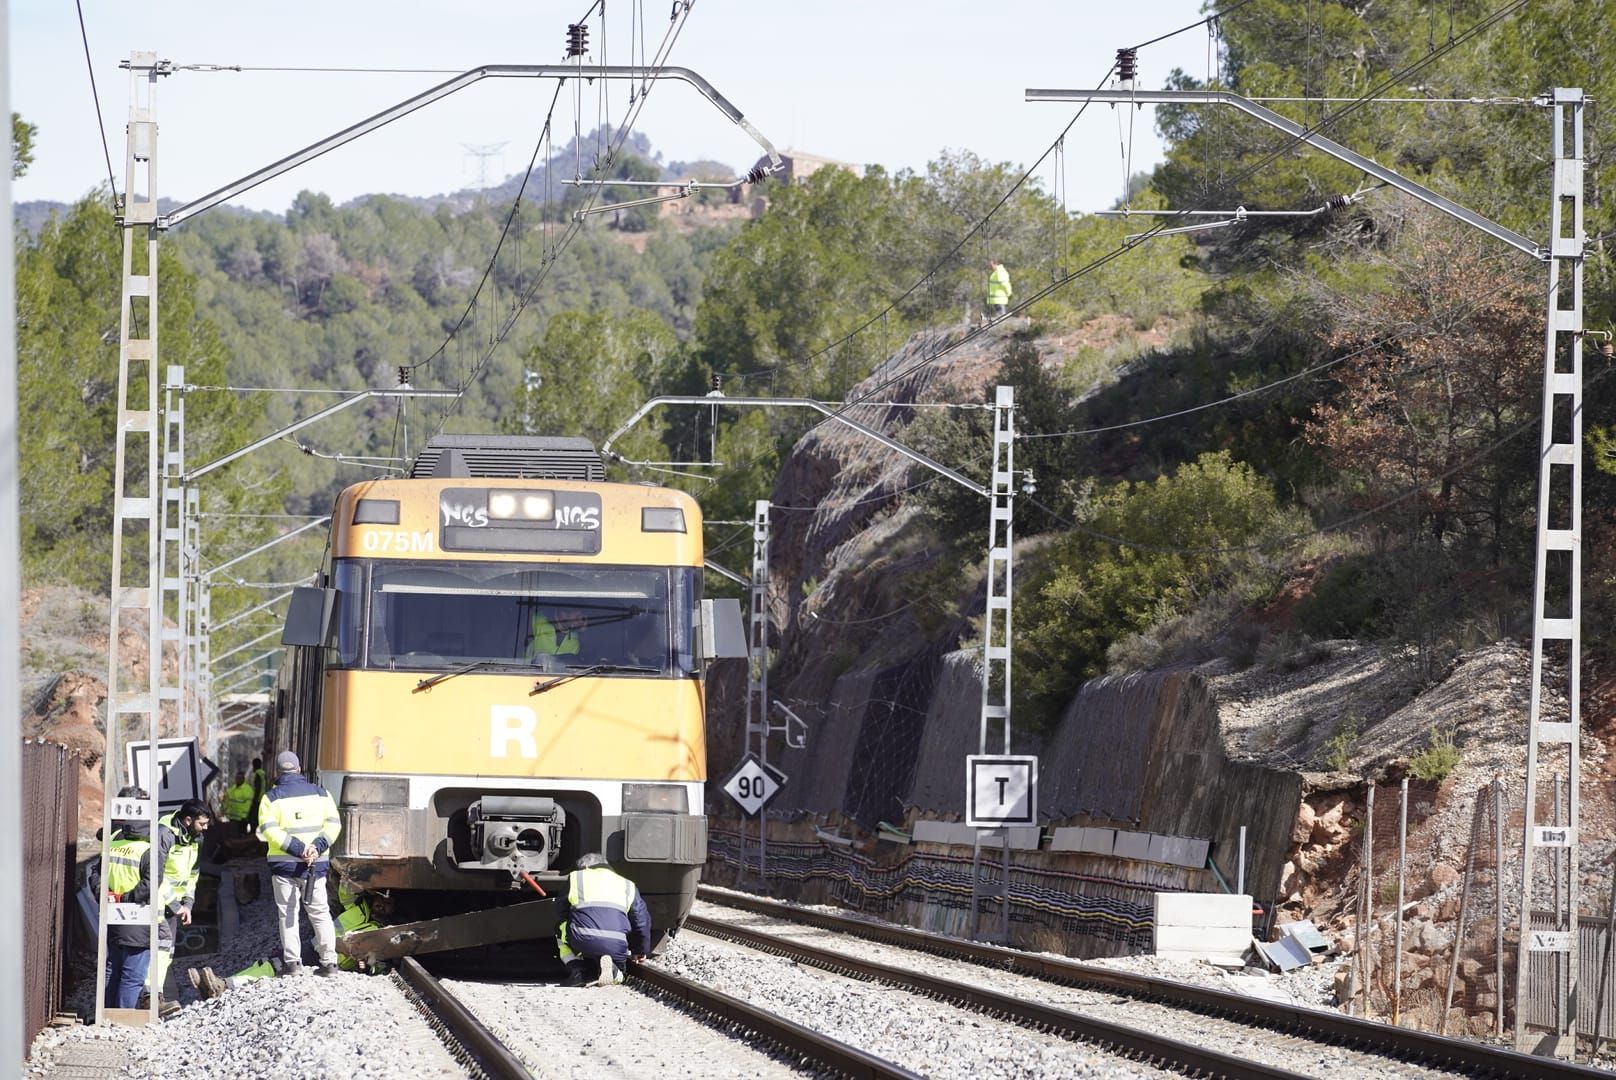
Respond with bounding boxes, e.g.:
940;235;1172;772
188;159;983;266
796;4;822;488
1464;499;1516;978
14;1;1213;214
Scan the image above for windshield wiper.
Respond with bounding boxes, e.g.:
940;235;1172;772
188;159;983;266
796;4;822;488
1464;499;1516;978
414;659;529;693
530;663;662;696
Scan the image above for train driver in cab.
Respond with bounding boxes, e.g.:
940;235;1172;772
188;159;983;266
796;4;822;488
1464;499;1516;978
527;602;587;659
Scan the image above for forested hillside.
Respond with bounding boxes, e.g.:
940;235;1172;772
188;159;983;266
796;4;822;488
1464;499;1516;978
16;0;1616;736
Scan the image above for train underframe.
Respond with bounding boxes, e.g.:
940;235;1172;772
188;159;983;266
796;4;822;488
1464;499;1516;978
328;774;706;963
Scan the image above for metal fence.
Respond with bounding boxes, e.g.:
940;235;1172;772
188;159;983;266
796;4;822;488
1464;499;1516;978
21;740;80;1050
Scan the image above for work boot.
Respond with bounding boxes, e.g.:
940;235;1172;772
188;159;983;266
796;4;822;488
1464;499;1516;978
279;962;304;977
316;962;339;978
158;999;182;1020
591;956;620;987
561;962;590;988
187;967;226;1001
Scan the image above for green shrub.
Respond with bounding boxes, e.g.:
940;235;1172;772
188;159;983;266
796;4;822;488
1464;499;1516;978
1408;727;1460;781
1324;713;1360;772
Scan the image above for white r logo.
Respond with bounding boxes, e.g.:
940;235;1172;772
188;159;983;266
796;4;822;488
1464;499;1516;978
490;705;539;759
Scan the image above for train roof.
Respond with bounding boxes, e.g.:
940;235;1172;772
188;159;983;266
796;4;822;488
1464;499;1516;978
409;435;605;481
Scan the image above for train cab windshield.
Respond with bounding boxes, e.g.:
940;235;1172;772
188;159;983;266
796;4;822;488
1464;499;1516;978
331;559;697;677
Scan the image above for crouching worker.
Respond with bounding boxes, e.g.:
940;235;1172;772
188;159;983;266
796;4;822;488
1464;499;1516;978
556;853;651;987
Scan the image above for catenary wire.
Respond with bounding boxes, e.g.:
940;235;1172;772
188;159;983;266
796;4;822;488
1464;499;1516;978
703;0;1531;526
418;1;696;443
1023;366;1611;558
74;0;120;203
1021;273;1522;441
730;63;1118;385
809;0;1532;426
1128;0;1261;51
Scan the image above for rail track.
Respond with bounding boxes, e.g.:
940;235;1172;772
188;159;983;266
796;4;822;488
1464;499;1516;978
397;953;921;1079
695;886;1608;1079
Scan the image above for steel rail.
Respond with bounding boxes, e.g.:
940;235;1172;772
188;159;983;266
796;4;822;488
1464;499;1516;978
696;888;1608;1079
630;963;921;1079
395;957;534;1080
684;915;1306;1079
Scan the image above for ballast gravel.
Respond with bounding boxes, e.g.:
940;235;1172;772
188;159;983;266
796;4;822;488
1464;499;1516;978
651;934;1170;1079
32;859;463;1078
687;899;1451;1080
444;976;807;1079
27;970;463;1079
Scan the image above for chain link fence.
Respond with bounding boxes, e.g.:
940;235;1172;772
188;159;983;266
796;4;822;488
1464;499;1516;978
21;739;81;1051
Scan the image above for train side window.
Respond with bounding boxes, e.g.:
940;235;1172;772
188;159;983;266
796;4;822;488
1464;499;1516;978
332;560;366;667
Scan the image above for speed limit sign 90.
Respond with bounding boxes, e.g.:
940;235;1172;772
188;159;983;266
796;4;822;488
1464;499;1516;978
723;754;786;817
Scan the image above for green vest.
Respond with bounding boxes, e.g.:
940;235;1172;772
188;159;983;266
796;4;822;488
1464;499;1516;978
528;613;580;657
221;782;254;820
987;265;1012;305
105;835;151;895
158;812;201;908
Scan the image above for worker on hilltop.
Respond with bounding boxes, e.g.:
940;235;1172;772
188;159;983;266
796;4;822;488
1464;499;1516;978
220;770;254;836
556;852;652;987
149;801;210;1008
89;786;174;1009
257;750;342;976
985;259;1013;323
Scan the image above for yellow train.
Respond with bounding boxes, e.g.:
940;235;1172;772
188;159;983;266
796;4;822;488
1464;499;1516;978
270;435;741;949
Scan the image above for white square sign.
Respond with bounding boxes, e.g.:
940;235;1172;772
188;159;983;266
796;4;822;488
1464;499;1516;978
966;755;1038;828
127;738;208;807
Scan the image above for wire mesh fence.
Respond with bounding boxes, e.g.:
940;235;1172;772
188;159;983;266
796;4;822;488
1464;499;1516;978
21;739;81;1051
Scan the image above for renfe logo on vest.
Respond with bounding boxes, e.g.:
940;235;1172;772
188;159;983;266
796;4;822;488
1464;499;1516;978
491;705;540;758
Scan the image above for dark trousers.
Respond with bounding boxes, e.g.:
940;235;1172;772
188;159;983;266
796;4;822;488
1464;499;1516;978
105;943;151;1009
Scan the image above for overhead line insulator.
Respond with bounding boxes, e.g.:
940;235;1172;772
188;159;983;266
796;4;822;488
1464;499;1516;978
566;23;589;58
1116;47;1138;88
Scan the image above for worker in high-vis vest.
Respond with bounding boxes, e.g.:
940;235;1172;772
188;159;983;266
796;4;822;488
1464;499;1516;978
985;260;1012;321
556;853;651;987
220;771;254;829
333;880;383;971
257;750;342;975
527;604;585;659
190;880;381;999
91;788;174;1009
149;801;210;1001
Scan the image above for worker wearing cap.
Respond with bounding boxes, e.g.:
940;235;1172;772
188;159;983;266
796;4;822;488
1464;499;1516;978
149;800;210;1002
90;786;174;1009
556;853;651;987
257;750;342;976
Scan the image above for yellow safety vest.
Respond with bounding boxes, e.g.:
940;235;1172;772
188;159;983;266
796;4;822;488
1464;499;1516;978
105;836;151;896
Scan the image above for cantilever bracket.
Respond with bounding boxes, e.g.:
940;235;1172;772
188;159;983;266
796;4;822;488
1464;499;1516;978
1027;88;1545;260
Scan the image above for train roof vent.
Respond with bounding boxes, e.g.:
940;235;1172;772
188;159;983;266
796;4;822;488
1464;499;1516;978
410;435;606;481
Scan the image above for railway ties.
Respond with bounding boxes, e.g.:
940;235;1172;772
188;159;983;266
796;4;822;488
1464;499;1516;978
692;887;1611;1079
399;954;917;1079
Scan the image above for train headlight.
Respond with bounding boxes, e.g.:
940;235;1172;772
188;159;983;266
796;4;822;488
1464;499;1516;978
488;492;518;519
341;776;408;806
622;783;687;813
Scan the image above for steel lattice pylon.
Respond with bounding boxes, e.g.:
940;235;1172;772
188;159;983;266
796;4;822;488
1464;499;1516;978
93;52;169;1026
970;386;1015;942
1514;88;1586;1058
739;499;771;888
